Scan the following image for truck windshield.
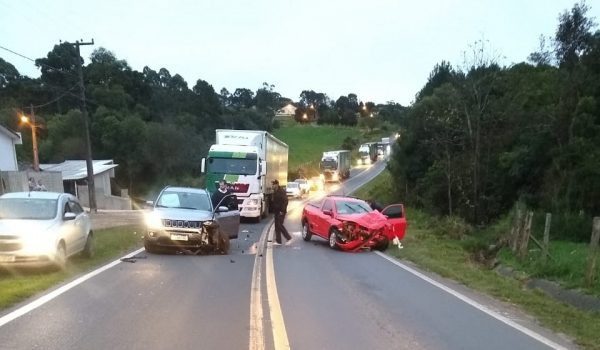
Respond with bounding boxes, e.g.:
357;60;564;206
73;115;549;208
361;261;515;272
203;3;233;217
321;160;338;170
208;158;257;175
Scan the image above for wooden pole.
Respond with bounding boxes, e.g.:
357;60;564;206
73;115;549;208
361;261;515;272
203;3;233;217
585;217;600;286
518;211;533;260
542;213;551;264
511;208;522;253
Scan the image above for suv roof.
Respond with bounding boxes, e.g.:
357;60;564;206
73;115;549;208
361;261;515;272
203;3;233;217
160;186;209;194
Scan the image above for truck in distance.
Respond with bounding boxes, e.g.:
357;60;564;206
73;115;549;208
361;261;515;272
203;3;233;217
358;142;377;165
320;150;351;183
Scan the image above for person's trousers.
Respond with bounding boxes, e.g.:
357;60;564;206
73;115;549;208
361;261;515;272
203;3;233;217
274;212;291;243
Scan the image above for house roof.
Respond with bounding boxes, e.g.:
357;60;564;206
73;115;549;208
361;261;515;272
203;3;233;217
39;160;118;180
0;124;21;141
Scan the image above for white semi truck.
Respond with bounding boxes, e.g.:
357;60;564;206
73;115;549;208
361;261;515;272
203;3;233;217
202;129;288;222
320;150;351;182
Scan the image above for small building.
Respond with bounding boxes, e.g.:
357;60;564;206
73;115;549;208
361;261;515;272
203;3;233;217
275;103;297;118
0;124;22;172
40;160;131;210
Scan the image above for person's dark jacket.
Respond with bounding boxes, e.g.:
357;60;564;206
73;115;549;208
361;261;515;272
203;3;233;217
271;187;288;214
211;189;231;209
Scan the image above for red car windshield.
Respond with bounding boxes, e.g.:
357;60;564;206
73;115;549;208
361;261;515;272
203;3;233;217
335;200;372;215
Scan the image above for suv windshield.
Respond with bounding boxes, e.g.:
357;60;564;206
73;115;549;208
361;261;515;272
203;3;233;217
287;183;299;188
156;191;211;211
0;198;58;220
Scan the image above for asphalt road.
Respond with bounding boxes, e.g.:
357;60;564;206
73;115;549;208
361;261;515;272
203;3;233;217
0;160;575;350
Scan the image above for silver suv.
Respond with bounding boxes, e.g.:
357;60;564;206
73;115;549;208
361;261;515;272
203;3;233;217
143;187;240;253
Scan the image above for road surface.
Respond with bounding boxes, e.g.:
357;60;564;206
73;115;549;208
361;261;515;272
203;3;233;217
0;160;575;349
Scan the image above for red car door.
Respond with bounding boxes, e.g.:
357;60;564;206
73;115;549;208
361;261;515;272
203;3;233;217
381;204;407;240
311;199;334;238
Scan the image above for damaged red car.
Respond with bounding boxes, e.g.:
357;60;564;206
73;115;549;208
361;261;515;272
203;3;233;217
301;195;407;251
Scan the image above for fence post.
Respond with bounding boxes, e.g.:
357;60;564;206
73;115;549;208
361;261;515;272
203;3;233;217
542;213;552;264
518;211;533;260
511;208;522;253
585;217;600;287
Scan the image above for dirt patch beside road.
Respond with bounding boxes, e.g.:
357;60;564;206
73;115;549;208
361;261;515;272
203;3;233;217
89;210;145;230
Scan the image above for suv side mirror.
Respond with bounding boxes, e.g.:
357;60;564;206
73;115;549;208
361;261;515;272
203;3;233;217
201;158;206;174
217;206;229;212
323;210;333;217
63;212;76;221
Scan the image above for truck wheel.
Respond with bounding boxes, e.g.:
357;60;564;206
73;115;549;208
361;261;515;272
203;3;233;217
328;229;339;250
302;220;312;241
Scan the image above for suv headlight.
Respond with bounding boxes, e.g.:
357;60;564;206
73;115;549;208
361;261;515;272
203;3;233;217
145;212;163;229
247;199;259;206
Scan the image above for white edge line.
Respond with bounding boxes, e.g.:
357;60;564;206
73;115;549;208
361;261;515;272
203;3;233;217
374;251;569;350
249;220;272;350
265;223;291;350
0;247;145;328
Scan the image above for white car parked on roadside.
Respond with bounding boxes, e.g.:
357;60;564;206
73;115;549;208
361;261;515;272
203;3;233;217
0;191;94;269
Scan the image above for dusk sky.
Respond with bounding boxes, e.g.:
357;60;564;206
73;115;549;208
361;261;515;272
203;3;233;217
1;0;598;105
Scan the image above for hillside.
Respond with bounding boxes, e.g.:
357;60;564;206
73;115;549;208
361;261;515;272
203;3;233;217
272;123;385;178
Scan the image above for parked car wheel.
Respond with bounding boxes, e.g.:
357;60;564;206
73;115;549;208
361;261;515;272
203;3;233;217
302;220;312;241
328;229;339;250
82;232;95;258
54;243;67;270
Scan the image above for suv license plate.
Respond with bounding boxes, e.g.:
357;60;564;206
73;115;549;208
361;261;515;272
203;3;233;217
0;255;15;263
170;234;189;241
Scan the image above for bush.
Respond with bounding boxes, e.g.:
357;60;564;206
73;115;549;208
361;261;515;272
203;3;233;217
434;216;473;239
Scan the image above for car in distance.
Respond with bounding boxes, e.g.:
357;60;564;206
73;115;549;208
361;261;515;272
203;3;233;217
301;195;407;251
294;178;310;195
143;186;240;253
0;191;94;269
285;182;302;198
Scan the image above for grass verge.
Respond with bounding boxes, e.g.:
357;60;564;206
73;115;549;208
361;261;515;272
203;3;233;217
355;171;600;350
0;225;143;310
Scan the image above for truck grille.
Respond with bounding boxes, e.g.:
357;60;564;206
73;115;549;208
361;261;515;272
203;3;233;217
161;220;202;229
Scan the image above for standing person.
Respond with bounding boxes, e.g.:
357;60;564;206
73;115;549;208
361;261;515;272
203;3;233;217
28;177;36;191
367;198;383;212
211;179;231;209
271;180;292;245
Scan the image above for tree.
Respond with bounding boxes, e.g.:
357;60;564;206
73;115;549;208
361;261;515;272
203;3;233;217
0;57;19;88
555;1;596;69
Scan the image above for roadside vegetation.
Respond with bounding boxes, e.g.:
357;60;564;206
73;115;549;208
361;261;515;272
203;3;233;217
0;225;142;310
354;170;600;349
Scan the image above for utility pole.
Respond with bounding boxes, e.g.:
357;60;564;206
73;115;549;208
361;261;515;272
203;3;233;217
29;104;39;171
71;39;97;212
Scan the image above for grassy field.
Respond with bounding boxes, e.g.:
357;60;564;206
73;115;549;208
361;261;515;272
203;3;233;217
273;123;385;178
355;170;600;350
0;225;142;310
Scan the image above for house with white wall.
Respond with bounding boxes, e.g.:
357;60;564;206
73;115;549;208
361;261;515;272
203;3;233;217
0;125;21;172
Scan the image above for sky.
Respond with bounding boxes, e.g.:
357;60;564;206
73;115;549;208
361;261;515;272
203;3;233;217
1;0;598;106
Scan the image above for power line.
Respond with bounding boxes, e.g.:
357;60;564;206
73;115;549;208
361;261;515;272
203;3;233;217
0;43;81;80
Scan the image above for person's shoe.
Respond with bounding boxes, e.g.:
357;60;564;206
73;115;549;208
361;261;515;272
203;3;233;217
285;237;294;245
273;242;282;246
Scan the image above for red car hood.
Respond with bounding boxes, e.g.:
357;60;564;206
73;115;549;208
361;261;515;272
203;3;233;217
336;211;387;230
